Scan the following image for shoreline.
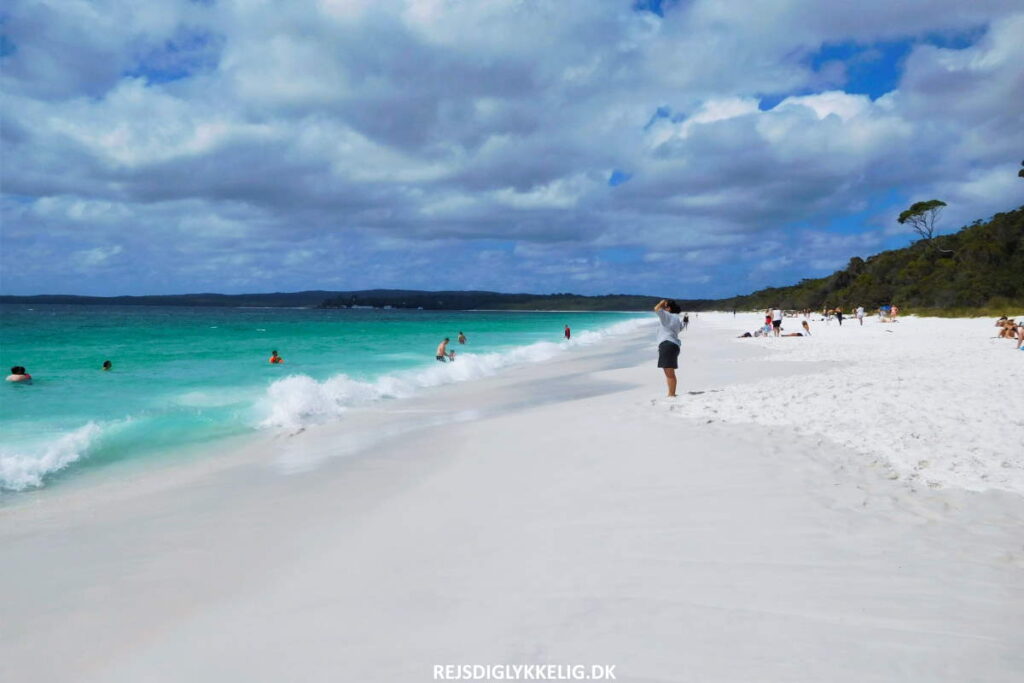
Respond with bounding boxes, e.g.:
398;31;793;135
0;311;649;495
2;314;1022;681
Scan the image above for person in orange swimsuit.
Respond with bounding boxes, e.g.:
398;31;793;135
269;350;284;364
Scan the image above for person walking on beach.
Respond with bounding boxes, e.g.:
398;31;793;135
682;313;690;331
436;338;455;362
772;307;783;337
835;307;844;326
564;325;571;340
856;306;865;326
654;299;683;397
457;331;467;344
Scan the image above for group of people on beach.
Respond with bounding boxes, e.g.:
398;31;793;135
735;304;887;338
994;316;1024;349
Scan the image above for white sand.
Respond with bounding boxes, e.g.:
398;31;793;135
2;314;1022;682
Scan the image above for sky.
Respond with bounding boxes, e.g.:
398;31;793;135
1;0;1023;298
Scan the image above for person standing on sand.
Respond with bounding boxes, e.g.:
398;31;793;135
654;299;683;397
564;325;571;340
856;306;865;326
772;307;783;337
682;313;690;331
835;307;844;326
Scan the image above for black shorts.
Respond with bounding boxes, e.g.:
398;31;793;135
657;341;680;368
772;320;782;328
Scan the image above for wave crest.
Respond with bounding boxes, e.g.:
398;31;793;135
0;422;103;491
257;317;650;432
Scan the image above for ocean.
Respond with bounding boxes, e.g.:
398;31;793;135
0;304;646;491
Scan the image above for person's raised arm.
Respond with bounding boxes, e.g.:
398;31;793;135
654;299;667;312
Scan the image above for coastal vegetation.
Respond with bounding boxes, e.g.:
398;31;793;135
714;205;1024;313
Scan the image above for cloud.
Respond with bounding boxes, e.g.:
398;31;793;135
2;1;1023;297
73;245;123;269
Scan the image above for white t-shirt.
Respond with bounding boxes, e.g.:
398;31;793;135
656;309;682;346
856;307;865;317
772;309;782;322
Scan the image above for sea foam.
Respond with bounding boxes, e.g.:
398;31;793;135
0;422;103;491
257;317;651;432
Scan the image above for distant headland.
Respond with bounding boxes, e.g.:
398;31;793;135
3;206;1020;314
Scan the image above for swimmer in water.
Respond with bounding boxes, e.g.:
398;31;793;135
269;350;284;364
6;366;32;383
436;338;455;362
457;331;467;344
102;360;112;371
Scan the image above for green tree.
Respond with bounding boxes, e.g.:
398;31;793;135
898;199;947;242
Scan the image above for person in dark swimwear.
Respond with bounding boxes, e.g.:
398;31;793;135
102;360;112;371
436;338;455;362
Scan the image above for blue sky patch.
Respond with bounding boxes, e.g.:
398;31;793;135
125;30;223;85
609;170;633;187
0;33;15;59
633;0;666;17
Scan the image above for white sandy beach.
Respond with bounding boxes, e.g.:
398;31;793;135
2;313;1022;683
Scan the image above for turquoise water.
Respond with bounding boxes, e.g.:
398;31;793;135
0;304;644;490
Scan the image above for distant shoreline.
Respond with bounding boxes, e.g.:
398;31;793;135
0;290;680;312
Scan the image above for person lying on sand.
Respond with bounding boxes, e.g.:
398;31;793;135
994;318;1018;339
801;320;811;336
781;332;804;337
